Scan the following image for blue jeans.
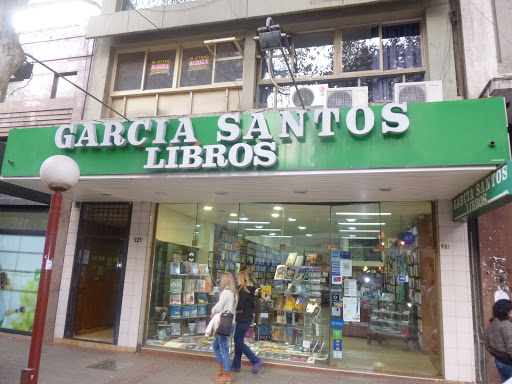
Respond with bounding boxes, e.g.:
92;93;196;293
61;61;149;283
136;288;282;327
212;334;231;372
231;321;260;369
495;358;512;382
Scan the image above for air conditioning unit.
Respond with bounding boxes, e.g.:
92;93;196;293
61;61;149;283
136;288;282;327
324;87;368;108
394;81;443;104
288;84;327;108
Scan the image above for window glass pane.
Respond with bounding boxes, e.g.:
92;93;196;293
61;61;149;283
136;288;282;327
261;57;291;80
180;47;213;87
258;85;275;108
294;32;334;77
327;79;359;88
361;75;402;102
216;41;244;58
405;72;425;82
342;27;380;72
214;59;243;83
113;52;145;91
276;85;293;108
2;74;53;103
383;23;422;70
144;51;176;90
54;73;77;98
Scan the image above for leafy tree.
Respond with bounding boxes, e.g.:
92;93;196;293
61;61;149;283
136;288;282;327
0;0;25;93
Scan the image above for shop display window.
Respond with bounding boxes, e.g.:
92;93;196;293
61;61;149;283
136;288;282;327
145;202;441;378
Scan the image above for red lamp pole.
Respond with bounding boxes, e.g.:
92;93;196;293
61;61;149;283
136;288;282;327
20;191;63;384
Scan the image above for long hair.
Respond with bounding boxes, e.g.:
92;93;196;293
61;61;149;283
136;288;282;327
492;299;512;321
220;272;237;295
237;271;250;295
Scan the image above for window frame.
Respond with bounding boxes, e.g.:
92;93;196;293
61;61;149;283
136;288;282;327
110;39;244;98
50;72;78;99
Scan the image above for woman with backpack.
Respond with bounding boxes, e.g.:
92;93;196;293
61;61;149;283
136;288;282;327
484;299;512;382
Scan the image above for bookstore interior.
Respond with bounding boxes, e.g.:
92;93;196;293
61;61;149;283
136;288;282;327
145;202;441;377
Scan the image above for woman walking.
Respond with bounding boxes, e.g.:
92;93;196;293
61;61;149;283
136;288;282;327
231;271;263;374
211;272;238;383
484;299;512;382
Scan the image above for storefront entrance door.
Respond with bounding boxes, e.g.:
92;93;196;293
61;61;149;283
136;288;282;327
64;203;131;344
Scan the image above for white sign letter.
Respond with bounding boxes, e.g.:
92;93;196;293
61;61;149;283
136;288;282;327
228;143;254;168
127;120;151;146
180;146;203;169
254;142;277;167
101;122;127;147
153;118;168;144
144;147;165;169
346;106;374;137
75;124;99;148
279;110;306;139
314;108;339;137
217;113;242;142
382;103;409;135
55;124;77;149
243;113;273;141
170;118;197;144
203;144;229;168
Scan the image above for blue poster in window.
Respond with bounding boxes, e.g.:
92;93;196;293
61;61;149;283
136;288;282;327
402;232;415;245
331;250;340;261
340;251;351;260
330;318;344;329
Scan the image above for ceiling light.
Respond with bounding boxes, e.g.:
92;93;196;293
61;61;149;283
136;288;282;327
298;226;306;230
255;225;263;229
228;221;270;224
230;213;237;217
273;206;282;210
348;227;356;230
240;217;248;221
271;213;279;217
363;266;368;271
336;212;392;216
203;206;213;211
269;233;276;236
196;224;201;227
244;228;281;231
343;236;380;239
339;229;380;233
338;223;385;226
306;234;313;237
288;218;296;222
346;218;357;222
364;277;370;283
262;235;293;238
194;231;200;234
381;242;385;246
349;235;356;237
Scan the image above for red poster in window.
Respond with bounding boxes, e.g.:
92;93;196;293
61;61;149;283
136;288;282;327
150;60;171;75
188;56;210;71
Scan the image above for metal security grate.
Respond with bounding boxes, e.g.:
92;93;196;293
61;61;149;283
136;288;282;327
79;203;131;238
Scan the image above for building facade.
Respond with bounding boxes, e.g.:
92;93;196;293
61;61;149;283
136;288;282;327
1;0;512;383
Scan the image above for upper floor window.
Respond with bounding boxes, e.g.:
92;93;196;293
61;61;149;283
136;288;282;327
122;0;198;11
112;40;244;94
51;72;77;98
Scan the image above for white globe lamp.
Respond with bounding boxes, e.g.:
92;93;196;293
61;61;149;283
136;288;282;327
40;155;80;192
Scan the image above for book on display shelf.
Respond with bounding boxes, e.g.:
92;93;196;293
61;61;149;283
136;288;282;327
197;304;208;317
285;253;297;266
305;298;320;314
169;293;182;305
305;253;317;266
295;267;307;281
170;323;181;336
197;320;207;334
197;292;208;304
170;262;181;275
170;305;182;318
191;263;200;275
189;305;198;317
285;266;297;280
294;296;308;312
274;295;285;310
294;255;304;266
199;264;209;275
183;292;195;305
170;279;182;292
188;322;196;334
284;296;295;311
182;306;190;318
274;265;287;280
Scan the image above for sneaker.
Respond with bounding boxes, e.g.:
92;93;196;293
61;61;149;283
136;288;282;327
231;366;241;372
252;360;263;374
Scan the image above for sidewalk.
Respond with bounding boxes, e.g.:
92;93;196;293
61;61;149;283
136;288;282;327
0;333;447;384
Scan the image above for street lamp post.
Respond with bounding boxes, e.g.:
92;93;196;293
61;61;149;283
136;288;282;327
20;155;80;384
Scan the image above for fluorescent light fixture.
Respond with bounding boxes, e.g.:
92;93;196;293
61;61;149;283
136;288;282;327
194;231;200;234
342;236;380;239
364;277;370;283
255;225;263;229
288;218;296;222
336;212;392;216
203;206;213;211
271;213;279;217
228;221;270;224
349;235;356;237
338;223;385;226
346;218;356;222
230;213;237;217
298;226;306;230
262;235;293;238
269;233;276;236
348;227;356;230
240;217;248;221
339;229;380;233
244;228;281;231
273;206;282;210
306;234;313;237
196;224;201;227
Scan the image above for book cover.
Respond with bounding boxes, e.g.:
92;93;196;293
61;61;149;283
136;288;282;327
169;293;182;305
184;262;192;274
197;304;208;317
170;305;182;318
274;295;284;310
294;296;308;312
191;263;200;275
196;280;206;292
286;311;293;324
170;262;181;275
157;324;171;341
183;292;195;305
197;292;208;304
199;264;209;275
306;298;320;314
182;306;190;318
295;267;307;281
284;252;297;266
276;312;285;324
284;296;295;311
170;322;181;336
305;252;318;266
189;322;196;335
170;279;182;292
189;305;198;317
197;320;207;334
184;280;194;292
204;280;212;293
261;285;272;300
285;266;296;280
274;265;287;280
294;255;304;267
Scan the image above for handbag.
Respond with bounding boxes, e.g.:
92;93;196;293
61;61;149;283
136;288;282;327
216;310;234;336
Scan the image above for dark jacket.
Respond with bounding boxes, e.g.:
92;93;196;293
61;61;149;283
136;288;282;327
236;286;256;323
484;317;512;365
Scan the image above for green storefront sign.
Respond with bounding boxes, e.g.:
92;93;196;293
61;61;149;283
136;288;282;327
453;161;512;221
1;98;509;177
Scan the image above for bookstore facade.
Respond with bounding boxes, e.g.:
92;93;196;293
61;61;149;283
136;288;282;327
0;97;509;379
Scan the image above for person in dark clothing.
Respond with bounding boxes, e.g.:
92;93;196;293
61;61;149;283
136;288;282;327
484;299;512;383
231;271;263;374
